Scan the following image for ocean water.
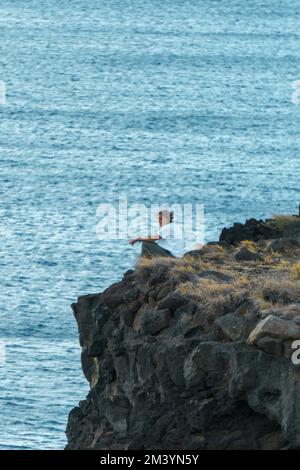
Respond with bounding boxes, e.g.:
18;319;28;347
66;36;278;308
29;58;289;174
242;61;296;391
0;0;300;449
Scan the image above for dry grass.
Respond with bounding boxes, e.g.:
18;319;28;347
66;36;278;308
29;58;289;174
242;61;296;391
177;278;249;319
177;273;300;320
199;244;230;264
135;256;177;285
239;240;257;252
261;254;290;270
291;261;300;280
136;253;233;286
135;234;299;322
271;214;299;232
261;279;300;305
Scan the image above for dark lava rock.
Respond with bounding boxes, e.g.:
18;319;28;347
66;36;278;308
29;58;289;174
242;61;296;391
66;217;300;450
138;308;171;335
256;336;283;357
269;238;300;253
220;218;281;245
220;216;300;245
66;270;300;450
235;247;263;262
157;292;187;313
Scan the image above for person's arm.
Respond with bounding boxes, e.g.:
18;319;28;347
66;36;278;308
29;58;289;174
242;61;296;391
129;234;162;245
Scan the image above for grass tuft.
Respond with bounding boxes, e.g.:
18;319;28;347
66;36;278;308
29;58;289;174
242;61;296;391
291;261;300;280
271;214;299;231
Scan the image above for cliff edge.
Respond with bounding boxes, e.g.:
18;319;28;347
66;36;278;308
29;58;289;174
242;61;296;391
66;215;300;450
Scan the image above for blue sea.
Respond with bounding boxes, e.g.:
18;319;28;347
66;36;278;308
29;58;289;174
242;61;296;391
0;0;300;449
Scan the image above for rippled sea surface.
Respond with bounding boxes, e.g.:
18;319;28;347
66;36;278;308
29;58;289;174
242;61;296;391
0;0;300;449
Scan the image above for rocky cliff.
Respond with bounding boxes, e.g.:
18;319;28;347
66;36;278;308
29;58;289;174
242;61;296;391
66;215;300;450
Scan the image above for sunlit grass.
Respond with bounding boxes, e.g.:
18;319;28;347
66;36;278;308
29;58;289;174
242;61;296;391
291;261;300;280
271;214;299;231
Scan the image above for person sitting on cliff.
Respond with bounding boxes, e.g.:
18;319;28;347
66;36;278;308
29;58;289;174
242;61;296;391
129;210;187;258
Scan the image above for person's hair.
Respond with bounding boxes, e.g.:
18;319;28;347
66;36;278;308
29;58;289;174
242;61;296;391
158;210;174;223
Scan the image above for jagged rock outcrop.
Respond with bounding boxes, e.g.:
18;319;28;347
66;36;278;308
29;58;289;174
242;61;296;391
220;214;300;245
66;217;300;450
